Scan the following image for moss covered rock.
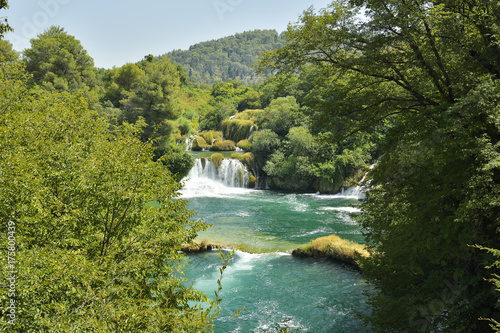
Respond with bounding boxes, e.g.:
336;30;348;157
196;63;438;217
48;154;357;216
292;235;369;267
237;139;252;151
210;153;224;169
210;140;236;151
199;130;223;145
221;119;255;142
191;135;207;151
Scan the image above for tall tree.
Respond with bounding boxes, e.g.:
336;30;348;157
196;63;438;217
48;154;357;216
24;26;97;92
0;63;215;332
260;0;500;331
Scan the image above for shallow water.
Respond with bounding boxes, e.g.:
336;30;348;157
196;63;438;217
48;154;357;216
180;176;372;332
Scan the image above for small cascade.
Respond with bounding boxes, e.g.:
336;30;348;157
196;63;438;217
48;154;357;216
337;164;375;199
249;125;256;137
186;158;250;188
185;135;195;151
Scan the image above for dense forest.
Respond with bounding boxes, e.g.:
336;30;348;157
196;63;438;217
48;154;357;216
1;0;500;332
166;29;286;85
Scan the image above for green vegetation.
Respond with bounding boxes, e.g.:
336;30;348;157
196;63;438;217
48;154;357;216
210;140;236;151
166;30;286;84
237;139;252;151
293;235;369;267
191;135;208;151
3;0;500;331
0;62;217;331
210;153;225;169
221;119;255;143
261;0;500;331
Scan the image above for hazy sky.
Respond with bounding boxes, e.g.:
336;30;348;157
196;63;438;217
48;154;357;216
4;0;333;68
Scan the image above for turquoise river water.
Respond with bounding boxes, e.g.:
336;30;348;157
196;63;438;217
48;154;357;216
179;162;372;332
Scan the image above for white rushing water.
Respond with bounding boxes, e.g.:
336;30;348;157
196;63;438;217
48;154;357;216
180;158;253;198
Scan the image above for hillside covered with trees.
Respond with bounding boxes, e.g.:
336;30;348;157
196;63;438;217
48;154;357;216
166;29;286;85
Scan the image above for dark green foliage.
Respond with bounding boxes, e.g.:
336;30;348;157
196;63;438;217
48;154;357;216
0;64;216;331
237;88;263;111
250;129;281;167
24;26;97;92
264;127;318;191
160;145;195;181
210;140;236;151
200;101;235;131
0;0;12;38
257;96;305;137
103;58;184;160
0;39;17;62
167;30;287;84
260;0;500;331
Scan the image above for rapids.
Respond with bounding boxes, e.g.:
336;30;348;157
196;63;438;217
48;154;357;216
180;159;372;332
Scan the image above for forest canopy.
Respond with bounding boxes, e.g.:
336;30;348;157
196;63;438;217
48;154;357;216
260;0;500;331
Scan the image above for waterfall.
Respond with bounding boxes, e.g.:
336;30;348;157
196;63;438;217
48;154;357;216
181;158;252;198
336;164;375;199
185;135;195;151
249;125;256;137
187;158;250;188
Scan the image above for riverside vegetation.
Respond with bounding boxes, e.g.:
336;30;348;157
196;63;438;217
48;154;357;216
1;0;500;332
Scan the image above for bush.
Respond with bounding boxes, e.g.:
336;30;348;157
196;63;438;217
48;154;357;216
210;153;225;169
200;130;223;145
210;140;236;151
191;135;207;151
237;139;252;151
250;129;281;164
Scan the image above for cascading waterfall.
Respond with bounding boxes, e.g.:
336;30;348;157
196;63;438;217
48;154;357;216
187;158;250;188
185;135;195;151
337;164;375;199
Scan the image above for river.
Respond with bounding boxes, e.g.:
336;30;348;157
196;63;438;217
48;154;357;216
179;159;372;332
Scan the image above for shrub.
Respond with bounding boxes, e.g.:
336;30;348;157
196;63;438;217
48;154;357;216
210;140;236;151
210;153;225;169
191;135;207;151
200;130;223;145
237;139;252;151
232;152;254;169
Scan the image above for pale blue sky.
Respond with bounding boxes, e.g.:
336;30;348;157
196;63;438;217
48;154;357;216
4;0;333;68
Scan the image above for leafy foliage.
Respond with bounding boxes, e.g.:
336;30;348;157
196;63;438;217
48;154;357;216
24;26;97;93
260;0;500;331
0;64;216;332
167;30;286;84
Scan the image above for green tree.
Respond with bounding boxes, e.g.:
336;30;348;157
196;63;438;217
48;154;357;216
264;127;318;191
0;39;17;62
237;87;263;111
0;0;12;38
24;26;97;92
250;129;281;169
260;0;500;331
258;96;305;137
0;63;216;332
200;101;235;131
